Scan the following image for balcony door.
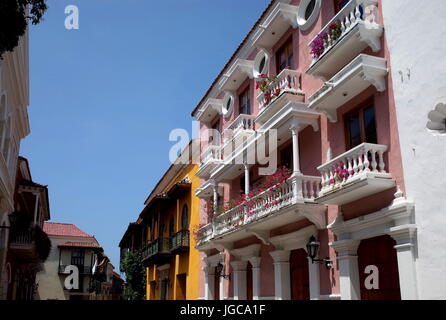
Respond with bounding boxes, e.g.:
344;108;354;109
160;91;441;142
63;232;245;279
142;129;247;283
358;235;401;300
345;102;377;149
238;87;251;115
176;274;187;300
214;267;220;300
276;38;294;74
290;249;310;300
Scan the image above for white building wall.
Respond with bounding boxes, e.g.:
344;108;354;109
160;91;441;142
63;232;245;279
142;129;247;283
381;0;446;299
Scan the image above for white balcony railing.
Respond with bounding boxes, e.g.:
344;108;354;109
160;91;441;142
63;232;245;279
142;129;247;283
223;114;256;144
307;0;382;80
201;145;222;164
318;143;391;196
196;174;321;245
257;69;302;111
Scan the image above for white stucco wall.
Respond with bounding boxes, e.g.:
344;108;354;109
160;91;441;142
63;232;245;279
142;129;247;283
381;0;446;299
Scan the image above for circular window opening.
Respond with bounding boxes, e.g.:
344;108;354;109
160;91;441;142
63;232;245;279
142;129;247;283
259;57;266;74
297;0;321;31
305;0;316;20
253;50;270;77
222;93;234;119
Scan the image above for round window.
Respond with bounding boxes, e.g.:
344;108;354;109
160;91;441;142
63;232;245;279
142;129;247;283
222;93;234;119
253;50;270;77
297;0;321;31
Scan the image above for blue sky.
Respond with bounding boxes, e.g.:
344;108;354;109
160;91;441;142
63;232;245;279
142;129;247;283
24;0;271;268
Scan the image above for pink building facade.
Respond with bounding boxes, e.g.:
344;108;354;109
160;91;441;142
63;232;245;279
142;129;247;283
192;0;418;300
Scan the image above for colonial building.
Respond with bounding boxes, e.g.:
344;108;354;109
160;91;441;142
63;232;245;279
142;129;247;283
36;222;114;300
120;143;201;300
192;0;429;300
3;157;51;300
0;22;33;300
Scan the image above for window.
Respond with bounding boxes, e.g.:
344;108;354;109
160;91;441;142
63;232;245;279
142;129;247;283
238;87;251;115
280;144;293;170
276;38;294;74
305;0;316;20
345;102;377;149
209;118;221;144
169;216;175;236
159;223;165;238
334;0;349;12
181;205;188;230
71;249;85;266
297;0;321;30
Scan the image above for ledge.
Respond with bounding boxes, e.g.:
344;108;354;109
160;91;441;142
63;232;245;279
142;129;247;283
308;54;388;122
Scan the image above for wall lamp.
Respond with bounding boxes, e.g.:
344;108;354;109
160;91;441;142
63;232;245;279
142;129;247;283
216;262;231;280
306;236;333;269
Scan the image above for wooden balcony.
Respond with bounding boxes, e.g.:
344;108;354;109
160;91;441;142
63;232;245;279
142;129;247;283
169;230;190;254
141;237;171;266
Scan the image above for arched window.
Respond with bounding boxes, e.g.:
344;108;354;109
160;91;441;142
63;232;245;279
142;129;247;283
159;224;164;238
169;216;175;236
181;205;189;230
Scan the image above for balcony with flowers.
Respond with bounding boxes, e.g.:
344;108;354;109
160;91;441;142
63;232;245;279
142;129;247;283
194;168;326;248
255;69;305;125
306;0;383;80
316;143;395;205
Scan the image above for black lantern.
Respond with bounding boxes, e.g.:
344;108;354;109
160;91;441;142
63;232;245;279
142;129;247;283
306;236;333;269
216;262;231;279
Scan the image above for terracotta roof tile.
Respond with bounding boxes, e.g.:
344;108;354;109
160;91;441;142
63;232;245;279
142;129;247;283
43;222;92;238
58;241;102;249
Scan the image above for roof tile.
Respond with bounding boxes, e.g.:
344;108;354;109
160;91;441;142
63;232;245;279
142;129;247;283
43;222;92;238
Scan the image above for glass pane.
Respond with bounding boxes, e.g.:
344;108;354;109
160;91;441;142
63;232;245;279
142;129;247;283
364;106;377;144
348;113;362;148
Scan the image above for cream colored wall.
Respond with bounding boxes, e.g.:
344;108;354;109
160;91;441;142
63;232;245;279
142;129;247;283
36;235;96;300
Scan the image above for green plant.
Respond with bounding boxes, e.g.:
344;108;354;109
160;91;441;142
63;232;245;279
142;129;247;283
120;249;146;300
0;0;48;59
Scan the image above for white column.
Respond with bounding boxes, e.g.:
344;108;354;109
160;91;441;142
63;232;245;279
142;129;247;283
307;257;321;300
33;193;40;225
290;124;301;174
269;250;291;300
211;181;218;236
332;240;361;300
389;229;418;300
212;181;218;210
244;163;250;196
204;266;215;300
231;260;247;300
249;257;261;300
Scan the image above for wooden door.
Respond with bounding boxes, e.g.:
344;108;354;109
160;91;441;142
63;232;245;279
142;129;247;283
246;262;253;300
290;249;310;300
214;267;220;300
358;235;401;300
176;274;187;300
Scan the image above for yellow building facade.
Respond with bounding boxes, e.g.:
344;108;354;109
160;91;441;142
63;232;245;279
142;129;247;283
143;158;201;300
